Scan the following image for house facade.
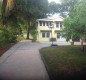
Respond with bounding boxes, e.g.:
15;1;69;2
36;16;66;42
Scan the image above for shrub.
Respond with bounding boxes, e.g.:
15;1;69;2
0;29;16;47
16;34;24;41
8;34;17;43
30;29;38;42
0;30;7;47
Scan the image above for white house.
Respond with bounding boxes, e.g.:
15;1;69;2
36;16;66;42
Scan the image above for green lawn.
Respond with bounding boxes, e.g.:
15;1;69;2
40;46;86;80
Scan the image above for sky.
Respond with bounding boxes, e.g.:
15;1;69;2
48;0;61;3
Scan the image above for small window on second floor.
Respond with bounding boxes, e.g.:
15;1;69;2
56;22;59;27
40;21;42;26
50;22;52;26
60;23;62;28
46;22;49;26
43;22;45;26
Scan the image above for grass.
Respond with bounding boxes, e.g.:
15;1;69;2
40;46;86;80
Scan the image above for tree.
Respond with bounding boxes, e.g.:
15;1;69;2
29;21;38;42
61;0;79;12
0;0;23;44
63;17;80;44
0;1;2;15
48;1;61;14
63;0;86;48
23;0;48;39
47;0;79;17
1;0;49;39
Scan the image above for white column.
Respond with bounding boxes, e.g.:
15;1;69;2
45;22;46;26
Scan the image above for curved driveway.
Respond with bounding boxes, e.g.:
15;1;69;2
0;40;50;80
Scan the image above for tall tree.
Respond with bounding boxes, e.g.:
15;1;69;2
1;0;48;39
63;0;86;47
0;0;2;15
48;0;79;17
1;0;14;21
1;0;22;38
48;1;61;14
61;0;79;12
22;0;48;39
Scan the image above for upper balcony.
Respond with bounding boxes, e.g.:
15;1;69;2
36;16;64;30
37;21;63;30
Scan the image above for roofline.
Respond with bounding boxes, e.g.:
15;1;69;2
36;16;64;22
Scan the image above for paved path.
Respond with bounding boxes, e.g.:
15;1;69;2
0;40;50;80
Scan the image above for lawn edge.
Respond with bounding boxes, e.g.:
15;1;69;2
39;48;52;80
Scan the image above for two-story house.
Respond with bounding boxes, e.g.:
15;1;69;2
36;16;66;42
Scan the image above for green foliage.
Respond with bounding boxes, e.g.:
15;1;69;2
0;0;23;37
12;0;48;39
1;0;7;18
0;28;16;47
1;0;49;41
48;0;79;17
16;34;24;41
63;17;79;41
0;30;6;47
14;0;48;19
61;0;79;12
29;21;38;41
0;1;2;15
49;1;61;14
63;0;86;41
30;29;38;41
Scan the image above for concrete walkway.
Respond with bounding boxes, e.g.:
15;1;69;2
0;40;50;80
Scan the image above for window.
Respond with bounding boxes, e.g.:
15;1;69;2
50;22;52;26
42;32;45;38
46;22;49;26
43;22;45;26
40;21;42;26
56;22;59;27
57;32;61;38
46;32;50;38
60;22;62;28
42;32;50;38
48;22;52;27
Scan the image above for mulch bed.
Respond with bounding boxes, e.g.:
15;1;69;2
0;43;15;57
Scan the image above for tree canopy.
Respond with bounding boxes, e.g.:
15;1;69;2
48;1;61;14
63;0;86;43
1;0;49;39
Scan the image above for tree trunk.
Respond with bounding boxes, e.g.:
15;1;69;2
81;39;85;52
26;21;30;39
26;26;29;39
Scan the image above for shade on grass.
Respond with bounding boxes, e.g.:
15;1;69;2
40;46;86;80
